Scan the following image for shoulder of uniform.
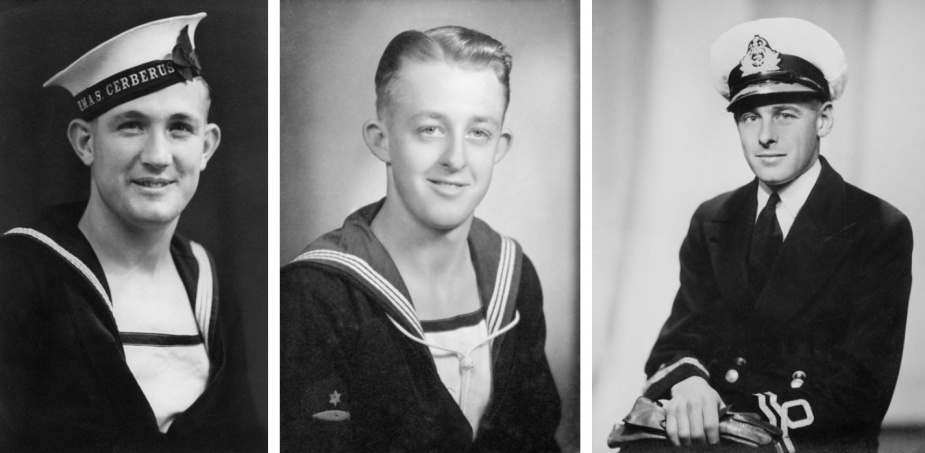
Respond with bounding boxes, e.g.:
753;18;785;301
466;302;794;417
843;182;910;228
694;181;754;220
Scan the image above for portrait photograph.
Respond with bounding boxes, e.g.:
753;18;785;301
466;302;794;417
0;1;267;450
279;0;578;451
593;0;925;452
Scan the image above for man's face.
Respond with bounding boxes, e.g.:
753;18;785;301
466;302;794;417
84;81;218;228
378;61;511;231
735;101;830;187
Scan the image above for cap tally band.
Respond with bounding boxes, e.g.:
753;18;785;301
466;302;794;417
75;60;183;120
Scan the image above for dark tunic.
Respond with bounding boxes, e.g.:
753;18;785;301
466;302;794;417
281;201;561;452
643;158;913;452
0;203;263;452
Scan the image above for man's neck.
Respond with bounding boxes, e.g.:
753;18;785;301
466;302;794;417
370;197;472;278
371;196;480;320
78;198;177;273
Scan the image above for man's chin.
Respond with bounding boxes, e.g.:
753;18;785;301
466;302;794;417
753;169;794;187
123;206;184;229
422;210;475;232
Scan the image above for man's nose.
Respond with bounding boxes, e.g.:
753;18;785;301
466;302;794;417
439;135;467;171
141;131;172;168
758;120;777;148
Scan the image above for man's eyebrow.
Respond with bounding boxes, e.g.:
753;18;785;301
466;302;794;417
471;115;500;127
109;110;147;121
772;104;804;112
168;112;202;124
408;111;501;127
107;110;203;124
409;111;447;121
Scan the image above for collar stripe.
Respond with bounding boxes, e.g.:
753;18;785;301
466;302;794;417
189;241;214;354
487;236;516;334
4;227;112;310
292;249;424;337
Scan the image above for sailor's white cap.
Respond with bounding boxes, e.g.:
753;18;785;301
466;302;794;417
710;18;847;111
44;13;206;120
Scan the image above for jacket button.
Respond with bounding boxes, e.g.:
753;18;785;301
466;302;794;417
725;369;739;383
791;371;806;389
735;357;747;367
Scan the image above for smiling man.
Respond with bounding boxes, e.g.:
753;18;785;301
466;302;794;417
624;18;913;452
281;26;561;451
0;14;260;451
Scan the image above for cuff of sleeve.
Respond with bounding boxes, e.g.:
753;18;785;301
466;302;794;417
643;357;710;400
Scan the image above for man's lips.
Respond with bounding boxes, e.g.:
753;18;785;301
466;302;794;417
132;177;176;188
428;179;468;187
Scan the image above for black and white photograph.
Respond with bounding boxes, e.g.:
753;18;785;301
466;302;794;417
594;1;925;452
279;0;578;451
0;1;268;451
9;0;925;451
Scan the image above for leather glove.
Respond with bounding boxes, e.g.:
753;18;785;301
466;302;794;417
607;396;792;452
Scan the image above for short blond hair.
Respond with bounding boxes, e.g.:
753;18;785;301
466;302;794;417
374;26;512;118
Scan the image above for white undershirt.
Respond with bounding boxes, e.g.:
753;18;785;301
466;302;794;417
756;158;822;239
123;342;209;431
116;287;209;433
422;317;493;437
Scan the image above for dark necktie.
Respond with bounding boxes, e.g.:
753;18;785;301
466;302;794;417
748;191;782;295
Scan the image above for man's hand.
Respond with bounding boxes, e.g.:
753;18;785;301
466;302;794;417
664;376;724;447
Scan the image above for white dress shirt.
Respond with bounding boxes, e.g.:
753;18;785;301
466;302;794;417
756;157;822;239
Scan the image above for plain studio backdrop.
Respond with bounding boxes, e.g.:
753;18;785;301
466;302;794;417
280;0;579;450
594;0;925;451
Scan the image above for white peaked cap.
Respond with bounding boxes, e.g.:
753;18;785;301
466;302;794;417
44;13;206;119
710;17;848;108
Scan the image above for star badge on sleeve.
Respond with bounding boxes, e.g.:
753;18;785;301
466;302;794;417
313;389;350;422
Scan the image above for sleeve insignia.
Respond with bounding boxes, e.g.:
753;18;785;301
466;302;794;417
312;389;350;422
329;390;342;406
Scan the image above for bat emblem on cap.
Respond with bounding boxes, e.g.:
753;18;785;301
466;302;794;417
739;35;781;76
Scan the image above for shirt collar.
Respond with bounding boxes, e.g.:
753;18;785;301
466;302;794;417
757;156;822;219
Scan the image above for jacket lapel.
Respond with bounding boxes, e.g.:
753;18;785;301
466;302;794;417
706;181;758;314
754;158;853;323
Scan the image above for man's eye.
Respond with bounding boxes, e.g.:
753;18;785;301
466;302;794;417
467;129;491;140
118;121;143;131
419;126;444;137
169;123;194;133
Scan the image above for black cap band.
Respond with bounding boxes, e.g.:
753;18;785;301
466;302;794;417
726;91;827;113
73;60;186;120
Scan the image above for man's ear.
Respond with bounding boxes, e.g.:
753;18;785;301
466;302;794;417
363;119;390;164
67;119;94;166
817;102;834;138
199;123;221;170
493;128;513;164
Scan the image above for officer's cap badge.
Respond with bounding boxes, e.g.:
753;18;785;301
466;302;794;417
739;35;781;76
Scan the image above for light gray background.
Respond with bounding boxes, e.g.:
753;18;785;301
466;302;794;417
280;0;580;449
594;0;925;450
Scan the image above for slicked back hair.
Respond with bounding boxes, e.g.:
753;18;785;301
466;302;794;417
374;26;512;119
